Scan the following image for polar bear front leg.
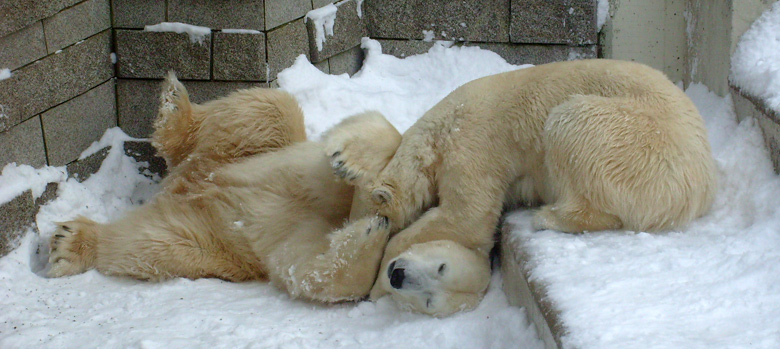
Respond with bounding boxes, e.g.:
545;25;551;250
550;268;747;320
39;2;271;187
48;217;100;277
283;215;392;303
322;111;402;186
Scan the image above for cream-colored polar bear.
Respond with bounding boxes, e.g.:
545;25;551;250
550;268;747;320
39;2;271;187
325;59;717;315
47;73;402;303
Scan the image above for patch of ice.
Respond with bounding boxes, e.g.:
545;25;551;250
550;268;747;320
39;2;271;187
730;1;780;112
110;52;117;64
144;22;211;45
305;3;338;51
0;68;11;80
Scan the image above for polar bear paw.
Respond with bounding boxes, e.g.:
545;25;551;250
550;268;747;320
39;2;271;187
47;219;98;278
322;111;402;185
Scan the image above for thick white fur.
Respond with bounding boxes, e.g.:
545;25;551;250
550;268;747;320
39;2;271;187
47;74;401;303
325;59;717;307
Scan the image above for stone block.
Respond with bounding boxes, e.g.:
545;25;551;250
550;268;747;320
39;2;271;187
111;0;165;28
35;183;60;208
265;0;311;30
327;45;363;76
168;0;264;30
115;30;211;79
314;60;330;74
0;30;113;128
124;141;167;178
42;0;111;53
0;0;81;38
41;80;117;166
117;79;261;138
0;191;35;257
66;146;110;181
510;0;598;45
267;18;309;80
213;31;267;81
116;79;159;138
312;0;335;9
470;43;597;65
375;39;434;58
306;0;367;63
0;116;46;168
364;0;510;42
0;22;46;70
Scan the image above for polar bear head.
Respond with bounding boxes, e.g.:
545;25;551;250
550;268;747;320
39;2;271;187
379;240;491;317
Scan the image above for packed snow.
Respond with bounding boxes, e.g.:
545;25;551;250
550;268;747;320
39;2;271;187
144;22;211;45
730;1;780;112
508;84;780;348
0;39;542;348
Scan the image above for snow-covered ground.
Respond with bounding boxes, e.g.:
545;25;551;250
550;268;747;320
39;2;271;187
508;84;780;348
0;40;542;348
2;35;779;348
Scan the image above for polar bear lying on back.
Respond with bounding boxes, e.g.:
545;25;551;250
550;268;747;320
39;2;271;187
47;73;401;303
325;59;717;314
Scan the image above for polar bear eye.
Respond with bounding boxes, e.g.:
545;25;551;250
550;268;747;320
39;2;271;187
438;263;447;275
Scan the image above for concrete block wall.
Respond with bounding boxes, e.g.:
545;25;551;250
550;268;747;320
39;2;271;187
364;0;598;65
0;0;114;168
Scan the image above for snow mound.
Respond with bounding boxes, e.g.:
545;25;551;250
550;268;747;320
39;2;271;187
730;1;780;112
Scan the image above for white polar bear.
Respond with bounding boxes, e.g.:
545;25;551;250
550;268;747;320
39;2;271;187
47;73;402;303
325;59;717;316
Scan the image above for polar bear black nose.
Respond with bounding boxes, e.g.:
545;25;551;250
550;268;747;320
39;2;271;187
388;261;405;289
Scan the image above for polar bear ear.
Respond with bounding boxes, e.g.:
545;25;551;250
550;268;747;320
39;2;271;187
371;187;393;205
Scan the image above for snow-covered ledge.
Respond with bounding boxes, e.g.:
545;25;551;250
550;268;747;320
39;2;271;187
730;1;780;173
501;217;562;349
730;86;780;173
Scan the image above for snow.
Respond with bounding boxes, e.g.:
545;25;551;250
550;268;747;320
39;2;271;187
597;0;609;30
422;30;435;42
1;34;778;348
221;29;262;34
507;84;780;348
730;1;780;113
144;22;211;45
355;0;364;19
0;39;542;348
0;165;66;205
279;38;524;138
0;68;11;80
305;3;338;52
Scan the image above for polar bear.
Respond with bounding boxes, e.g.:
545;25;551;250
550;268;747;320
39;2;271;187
47;73;402;303
325;59;717;315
